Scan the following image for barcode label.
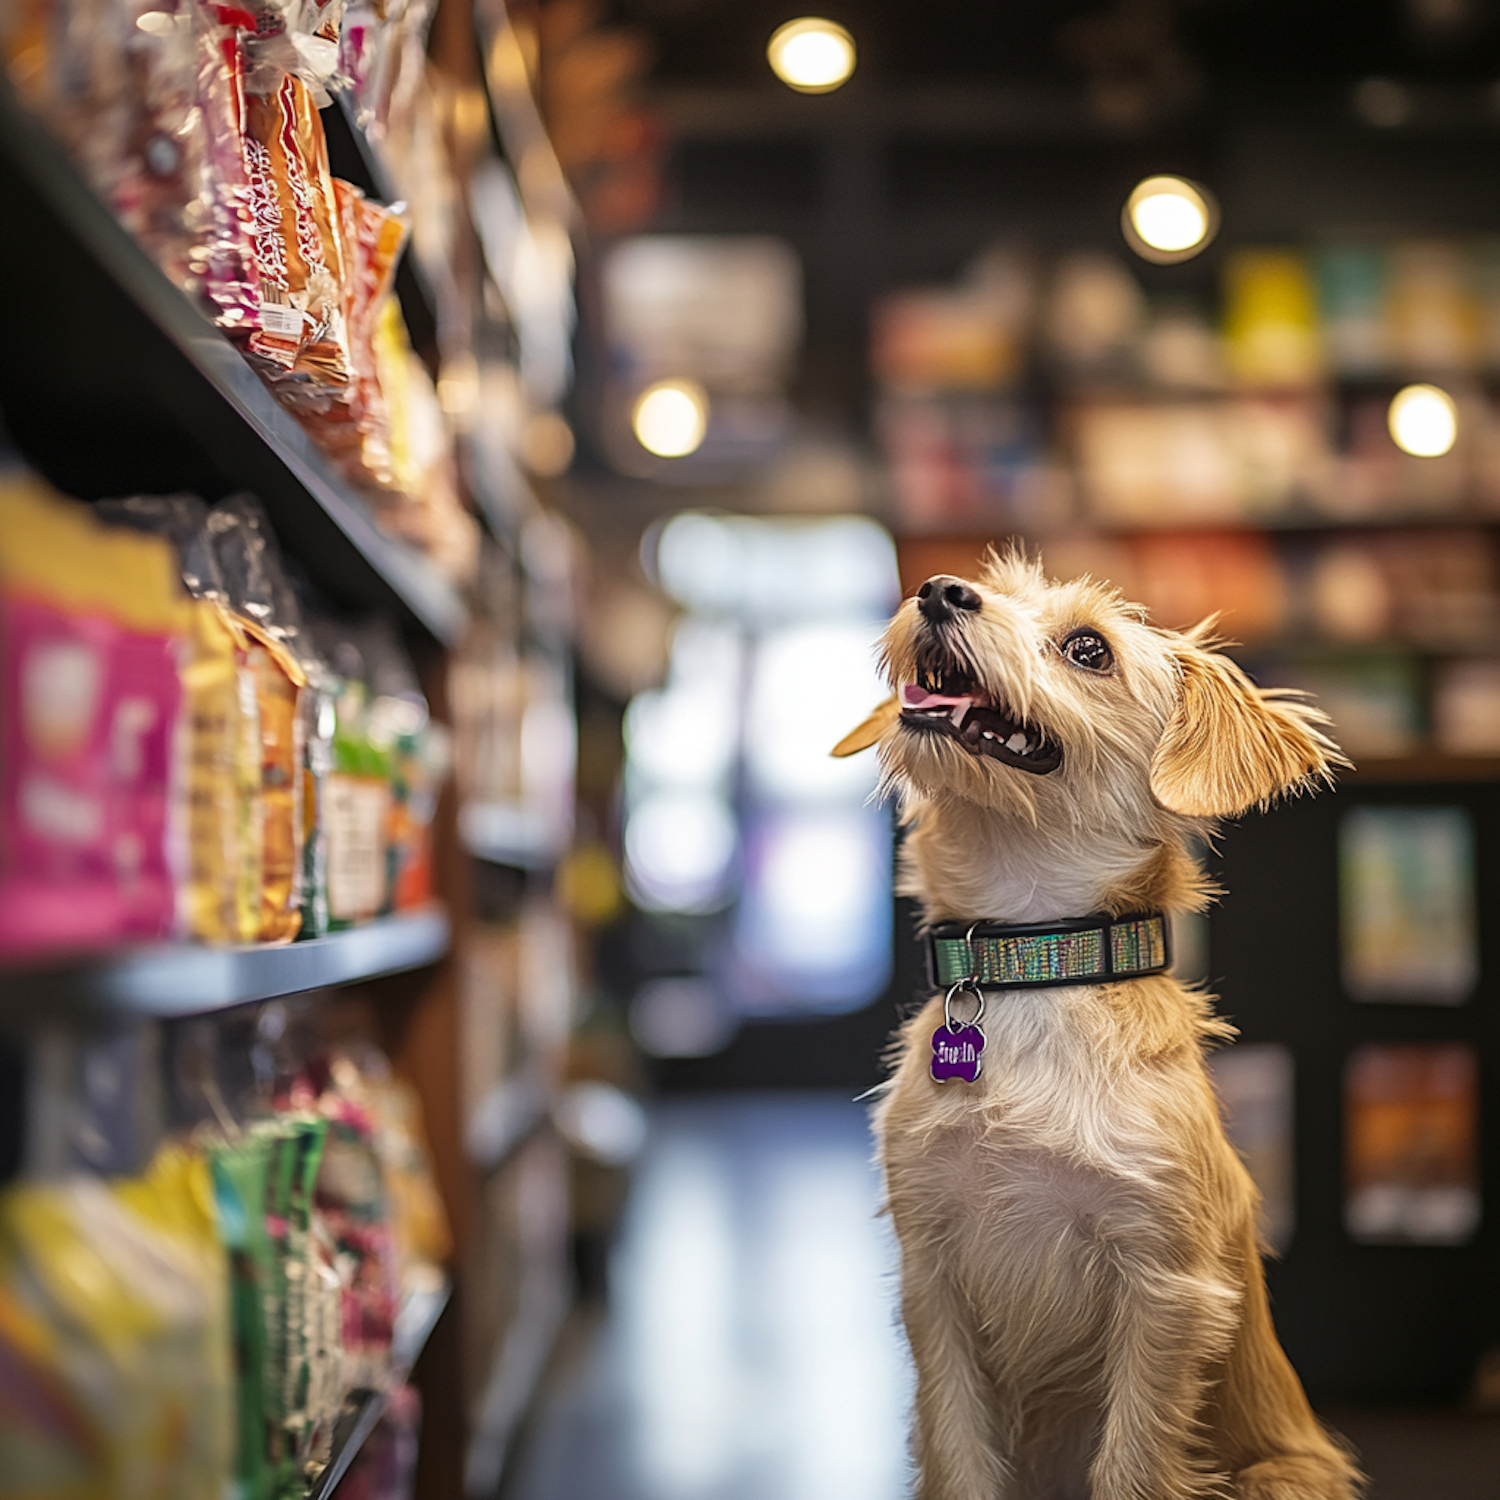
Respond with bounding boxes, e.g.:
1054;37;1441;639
258;300;306;338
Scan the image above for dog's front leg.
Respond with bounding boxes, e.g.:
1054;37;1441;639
1088;1263;1239;1500
902;1266;1015;1500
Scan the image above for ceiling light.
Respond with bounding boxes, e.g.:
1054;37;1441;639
632;379;709;458
767;18;856;93
1122;175;1219;265
1388;384;1458;457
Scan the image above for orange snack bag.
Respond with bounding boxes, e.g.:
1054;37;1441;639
242;72;352;391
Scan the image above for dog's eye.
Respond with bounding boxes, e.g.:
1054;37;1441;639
1061;630;1113;672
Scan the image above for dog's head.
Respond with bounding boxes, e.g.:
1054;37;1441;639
835;551;1343;912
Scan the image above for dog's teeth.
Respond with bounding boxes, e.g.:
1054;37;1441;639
982;730;996;740
1006;732;1027;754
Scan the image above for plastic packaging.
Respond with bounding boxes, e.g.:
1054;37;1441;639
0;1162;234;1500
0;475;188;959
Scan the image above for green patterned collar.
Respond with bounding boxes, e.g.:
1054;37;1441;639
924;912;1170;991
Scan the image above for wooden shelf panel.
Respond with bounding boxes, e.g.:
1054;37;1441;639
0;907;450;1021
0;81;466;646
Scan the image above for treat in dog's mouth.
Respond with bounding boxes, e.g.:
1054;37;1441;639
899;677;1063;774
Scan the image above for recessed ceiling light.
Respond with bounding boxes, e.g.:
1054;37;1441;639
632;380;709;458
1388;384;1458;457
1122;175;1219;265
767;18;856;94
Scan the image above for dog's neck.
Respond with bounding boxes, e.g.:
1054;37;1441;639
899;793;1208;925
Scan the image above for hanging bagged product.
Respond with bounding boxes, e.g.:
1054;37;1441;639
191;0;267;337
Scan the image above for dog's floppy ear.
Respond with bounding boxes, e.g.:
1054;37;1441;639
831;696;900;757
1150;637;1346;818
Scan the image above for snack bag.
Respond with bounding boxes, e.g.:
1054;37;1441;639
0;1270;108;1500
326;678;393;928
240;619;307;943
177;596;254;943
311;1086;400;1390
252;1115;329;1497
209;497;312;943
372;696;448;913
0;476;187;959
209;1137;275;1500
332;1046;452;1277
112;1145;237;1499
310;181;408;488
97;495;268;945
191;0;265;336
0;1172;232;1500
298;664;337;939
241;73;354;394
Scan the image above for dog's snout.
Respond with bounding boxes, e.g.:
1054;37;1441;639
917;575;981;623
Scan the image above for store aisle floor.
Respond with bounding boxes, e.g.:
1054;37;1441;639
503;1092;1500;1500
504;1091;912;1500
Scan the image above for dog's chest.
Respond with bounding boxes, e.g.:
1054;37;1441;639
882;988;1182;1257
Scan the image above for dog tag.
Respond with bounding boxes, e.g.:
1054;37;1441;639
930;1024;985;1083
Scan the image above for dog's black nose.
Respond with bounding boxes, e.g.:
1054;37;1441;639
917;575;981;622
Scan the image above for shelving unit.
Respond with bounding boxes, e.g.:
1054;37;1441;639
0;2;584;1487
0;907;451;1021
0;78;466;646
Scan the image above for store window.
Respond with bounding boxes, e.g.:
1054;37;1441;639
624;512;899;1018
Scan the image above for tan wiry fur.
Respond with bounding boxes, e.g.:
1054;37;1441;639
839;551;1361;1500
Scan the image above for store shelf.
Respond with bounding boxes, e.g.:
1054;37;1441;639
0;907;450;1022
1064;510;1500;537
308;1276;451;1500
460;800;565;869
464;1244;570;1496
465;1073;552;1172
0;80;466;646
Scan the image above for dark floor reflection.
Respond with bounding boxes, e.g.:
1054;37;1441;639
506;1092;912;1500
505;1092;1500;1500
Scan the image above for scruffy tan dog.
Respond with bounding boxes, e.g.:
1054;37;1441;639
833;552;1362;1500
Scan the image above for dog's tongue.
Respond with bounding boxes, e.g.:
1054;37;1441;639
902;682;975;727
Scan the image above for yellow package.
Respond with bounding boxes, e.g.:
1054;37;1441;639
232;625;266;944
0;476;188;634
112;1147;235;1500
236;619;307;945
1223;249;1324;388
0;1276;106;1500
176;597;245;945
0;1170;233;1500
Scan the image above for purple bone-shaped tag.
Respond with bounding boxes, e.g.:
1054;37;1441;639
930;1023;985;1083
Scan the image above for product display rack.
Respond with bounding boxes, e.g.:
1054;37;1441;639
0;76;466;646
0;4;586;1487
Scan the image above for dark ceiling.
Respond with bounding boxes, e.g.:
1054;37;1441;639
568;0;1500;453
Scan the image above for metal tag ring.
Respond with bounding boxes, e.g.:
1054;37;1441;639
943;978;985;1033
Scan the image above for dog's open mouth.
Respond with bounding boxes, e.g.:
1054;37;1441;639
899;675;1062;774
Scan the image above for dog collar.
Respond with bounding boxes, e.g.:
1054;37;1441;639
924;911;1171;992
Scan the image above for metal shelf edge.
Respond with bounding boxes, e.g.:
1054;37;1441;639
0;907;451;1019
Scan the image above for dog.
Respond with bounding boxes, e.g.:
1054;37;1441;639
832;551;1362;1500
